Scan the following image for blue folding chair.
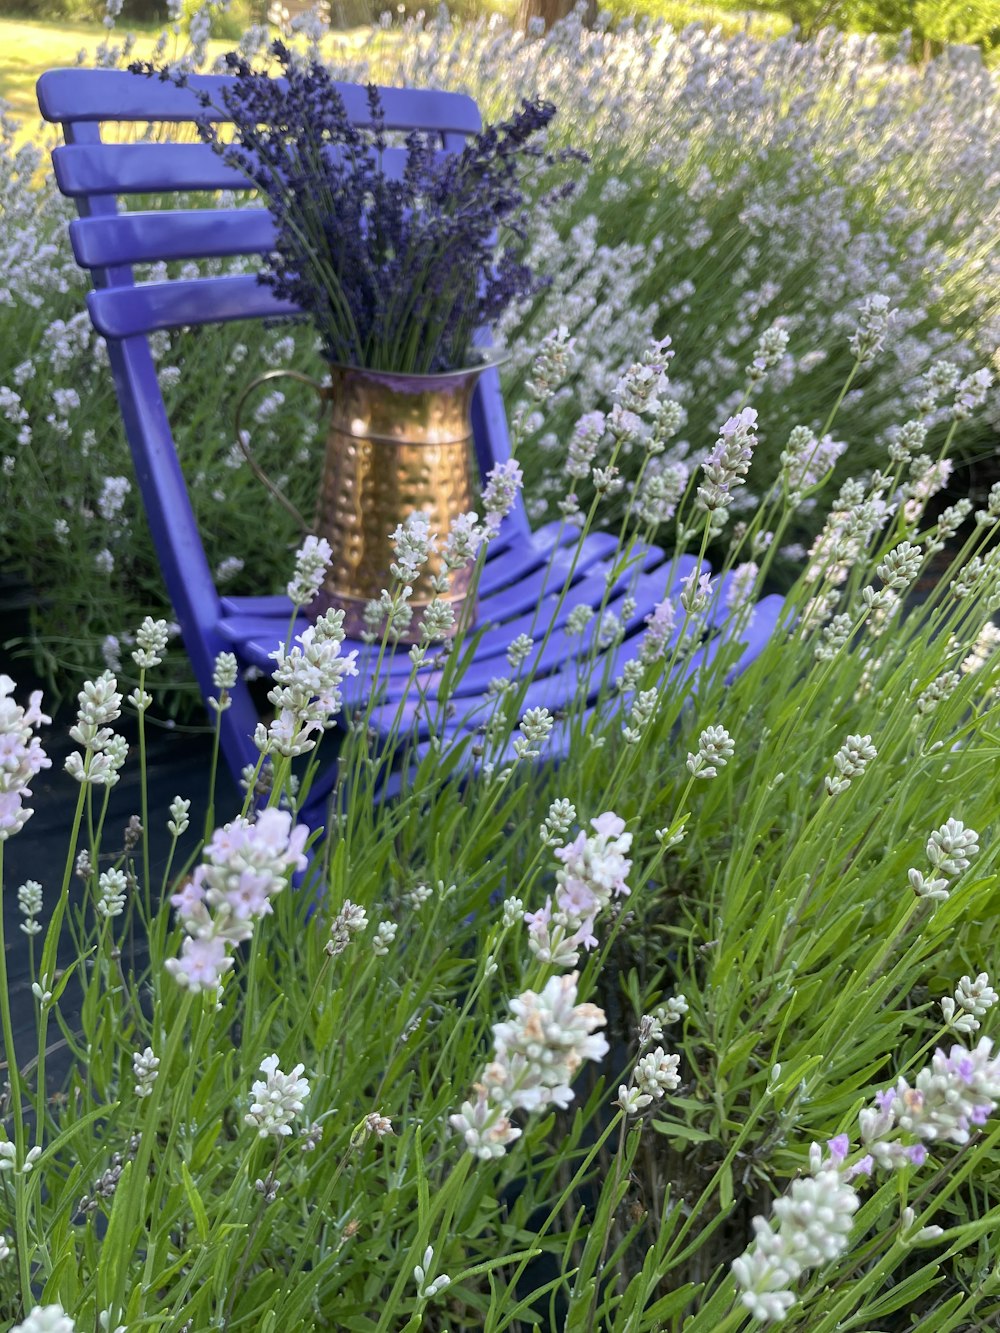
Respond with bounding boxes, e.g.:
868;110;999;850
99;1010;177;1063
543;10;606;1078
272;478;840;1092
36;68;784;824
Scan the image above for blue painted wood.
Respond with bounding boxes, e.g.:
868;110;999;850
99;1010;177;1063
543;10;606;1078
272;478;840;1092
38;66;783;815
37;68;482;134
71;209;276;267
54;141;436;198
87;274;299;338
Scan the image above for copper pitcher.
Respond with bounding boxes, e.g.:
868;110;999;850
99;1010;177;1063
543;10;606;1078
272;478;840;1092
236;355;502;642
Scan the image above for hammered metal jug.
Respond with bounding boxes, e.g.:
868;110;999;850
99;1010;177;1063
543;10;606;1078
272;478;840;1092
235;356;502;642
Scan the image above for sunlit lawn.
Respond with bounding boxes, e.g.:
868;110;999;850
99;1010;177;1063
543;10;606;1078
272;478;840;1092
0;15;384;144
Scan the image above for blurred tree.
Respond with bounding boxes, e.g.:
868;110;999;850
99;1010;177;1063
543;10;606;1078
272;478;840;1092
516;0;575;27
718;0;998;50
912;0;999;45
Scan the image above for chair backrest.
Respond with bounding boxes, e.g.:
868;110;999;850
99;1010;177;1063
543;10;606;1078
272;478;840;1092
37;67;528;782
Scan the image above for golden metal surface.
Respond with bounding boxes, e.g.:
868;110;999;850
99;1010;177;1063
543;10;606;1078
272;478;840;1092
306;361;490;642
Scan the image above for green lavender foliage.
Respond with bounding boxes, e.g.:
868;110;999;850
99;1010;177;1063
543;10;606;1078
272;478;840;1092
1;328;999;1330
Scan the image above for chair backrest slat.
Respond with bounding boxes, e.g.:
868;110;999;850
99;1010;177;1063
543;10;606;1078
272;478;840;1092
54;140;437;198
71;208;275;267
36;67;483;135
87;273;298;338
53;141;250;195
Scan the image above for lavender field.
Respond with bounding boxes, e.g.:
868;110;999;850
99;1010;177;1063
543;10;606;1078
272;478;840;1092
1;5;999;1330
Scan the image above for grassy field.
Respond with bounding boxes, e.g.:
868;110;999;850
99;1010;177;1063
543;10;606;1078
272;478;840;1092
0;17;193;134
0;15;379;140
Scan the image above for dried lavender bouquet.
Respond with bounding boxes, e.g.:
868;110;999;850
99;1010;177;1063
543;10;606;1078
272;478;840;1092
134;40;585;374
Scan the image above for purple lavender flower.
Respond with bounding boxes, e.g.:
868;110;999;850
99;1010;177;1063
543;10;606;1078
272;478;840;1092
132;45;584;374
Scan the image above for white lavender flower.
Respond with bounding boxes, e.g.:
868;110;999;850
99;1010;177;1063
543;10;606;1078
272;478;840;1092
961;623;1000;675
622;687;658;744
212;652;239;691
642;599;677;660
914;671;960;715
64;671;123;788
457;973;608;1142
862;1038;1000;1151
418;599;455;641
566;412;606;480
696;407;758;518
952;368;993;421
887;418;927;463
441;511;486;570
501;896;525;928
941;973;999;1034
362;1111;393;1138
525;326;575;402
244;1054;310;1139
875;542;923;594
732;1167;859;1323
514;706;554;760
686;725;734;779
725;562;759;614
405;883;433;909
167;796;191;837
746;324;789;384
17;879;43;936
97;474;130;521
540;799;577;848
372;921;397;956
95;868;128;919
824;734;876;796
616;1083;652;1115
257;612;359;758
481;460;524;533
849;294;896;363
679;570;714;616
131;616;169;670
11;1306;77;1333
390;512;437;585
506;633;534;671
975;483;1000;528
327;899;368;956
449;1087;521;1159
286;534;332;606
637;459;687;524
633;1047;681;1102
916;361;960;415
908;817;979;902
414;1246;452;1301
166;809;308;992
133;1046;160;1097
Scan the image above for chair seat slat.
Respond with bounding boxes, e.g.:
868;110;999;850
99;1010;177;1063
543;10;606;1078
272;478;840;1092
219;532;625;681
87;274;298;337
37;68;482;135
71;209;276;267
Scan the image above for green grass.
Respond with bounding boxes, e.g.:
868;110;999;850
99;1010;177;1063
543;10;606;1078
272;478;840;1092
598;0;791;36
0;15;380;141
0;17;174;132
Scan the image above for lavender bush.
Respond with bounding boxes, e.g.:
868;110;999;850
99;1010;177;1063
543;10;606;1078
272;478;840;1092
1;304;999;1328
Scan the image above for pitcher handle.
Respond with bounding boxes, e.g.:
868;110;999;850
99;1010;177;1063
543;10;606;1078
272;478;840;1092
233;368;328;535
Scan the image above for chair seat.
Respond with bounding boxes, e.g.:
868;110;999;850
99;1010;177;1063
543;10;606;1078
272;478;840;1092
217;507;785;805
